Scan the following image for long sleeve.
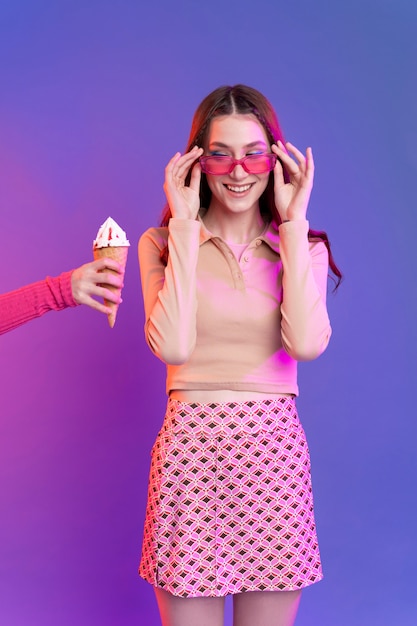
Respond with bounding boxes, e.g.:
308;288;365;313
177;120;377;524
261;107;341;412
138;218;201;365
279;220;331;361
0;270;78;336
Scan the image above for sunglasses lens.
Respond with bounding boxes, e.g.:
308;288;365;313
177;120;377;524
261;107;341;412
200;156;232;175
244;155;275;173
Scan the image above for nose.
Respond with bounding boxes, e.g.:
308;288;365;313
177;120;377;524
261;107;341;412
229;162;247;179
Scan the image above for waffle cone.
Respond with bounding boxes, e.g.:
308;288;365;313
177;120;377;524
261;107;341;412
93;246;129;327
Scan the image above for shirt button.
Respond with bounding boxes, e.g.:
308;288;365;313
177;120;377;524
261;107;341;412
243;256;249;262
255;239;262;247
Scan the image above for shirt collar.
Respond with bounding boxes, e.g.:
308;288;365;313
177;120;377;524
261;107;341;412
197;215;281;254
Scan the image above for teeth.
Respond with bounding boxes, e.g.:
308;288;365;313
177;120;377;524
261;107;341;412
226;184;252;193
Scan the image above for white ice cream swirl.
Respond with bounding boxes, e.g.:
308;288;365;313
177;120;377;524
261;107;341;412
93;217;130;248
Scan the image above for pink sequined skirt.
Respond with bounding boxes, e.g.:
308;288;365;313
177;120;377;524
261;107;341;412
139;397;323;597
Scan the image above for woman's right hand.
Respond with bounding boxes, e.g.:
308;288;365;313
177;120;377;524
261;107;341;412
163;146;203;220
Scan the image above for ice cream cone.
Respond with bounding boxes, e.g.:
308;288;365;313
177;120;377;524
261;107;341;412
93;245;129;327
93;216;130;328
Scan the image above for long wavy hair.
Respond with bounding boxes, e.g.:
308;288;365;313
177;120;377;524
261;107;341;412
160;84;342;289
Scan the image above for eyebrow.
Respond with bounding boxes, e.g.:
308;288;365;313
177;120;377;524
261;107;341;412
208;140;268;149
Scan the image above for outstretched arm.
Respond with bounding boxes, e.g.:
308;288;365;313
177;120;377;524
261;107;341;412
0;258;123;336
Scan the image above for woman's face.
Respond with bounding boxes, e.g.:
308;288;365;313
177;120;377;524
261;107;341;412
204;113;271;217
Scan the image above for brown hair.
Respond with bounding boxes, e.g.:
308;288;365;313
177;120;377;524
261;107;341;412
160;84;342;289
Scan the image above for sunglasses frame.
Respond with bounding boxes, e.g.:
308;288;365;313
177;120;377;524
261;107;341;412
199;153;277;176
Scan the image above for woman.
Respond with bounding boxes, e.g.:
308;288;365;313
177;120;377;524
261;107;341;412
0;257;123;335
138;84;341;626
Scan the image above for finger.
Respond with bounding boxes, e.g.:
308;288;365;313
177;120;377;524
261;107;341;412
166;147;198;172
176;146;201;163
85;285;122;306
305;146;315;179
172;147;202;180
166;151;181;169
85;281;122;300
165;152;182;180
275;140;289;154
98;286;122;304
277;152;300;177
271;149;285;186
273;141;301;174
95;270;124;288
83;295;115;315
285;142;308;169
189;160;202;194
92;257;123;273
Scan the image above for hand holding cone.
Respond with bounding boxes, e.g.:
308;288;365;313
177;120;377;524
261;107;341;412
93;217;130;327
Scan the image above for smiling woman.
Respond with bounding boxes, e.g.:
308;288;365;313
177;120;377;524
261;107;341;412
199;115;273;225
137;84;342;626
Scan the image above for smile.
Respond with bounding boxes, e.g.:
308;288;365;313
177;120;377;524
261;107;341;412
224;183;254;193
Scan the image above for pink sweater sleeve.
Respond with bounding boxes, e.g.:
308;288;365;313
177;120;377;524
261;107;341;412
0;270;78;336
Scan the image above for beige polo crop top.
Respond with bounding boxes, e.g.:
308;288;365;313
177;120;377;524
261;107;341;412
138;217;331;396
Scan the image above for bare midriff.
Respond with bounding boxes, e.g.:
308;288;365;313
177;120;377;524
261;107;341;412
169;389;293;403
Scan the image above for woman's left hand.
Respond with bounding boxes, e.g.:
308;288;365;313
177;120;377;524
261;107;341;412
271;141;314;222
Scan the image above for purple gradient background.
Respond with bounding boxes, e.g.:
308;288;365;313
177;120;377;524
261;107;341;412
1;1;416;624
